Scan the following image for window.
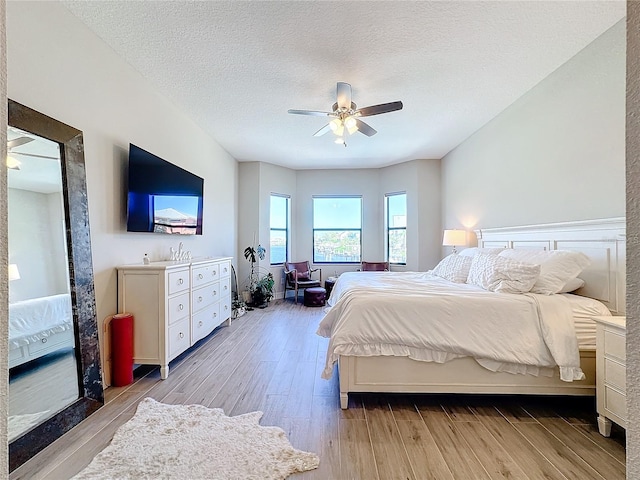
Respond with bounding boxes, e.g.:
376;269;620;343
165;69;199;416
313;196;362;264
270;194;289;265
386;192;407;264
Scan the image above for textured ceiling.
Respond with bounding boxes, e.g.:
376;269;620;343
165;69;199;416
61;1;625;170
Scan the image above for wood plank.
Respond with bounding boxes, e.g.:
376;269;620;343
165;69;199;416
417;402;491;480
364;396;416;480
513;423;606;479
533;416;625;479
339;419;379;480
573;423;626;464
470;404;566;480
395;419;454;480
453;421;528;479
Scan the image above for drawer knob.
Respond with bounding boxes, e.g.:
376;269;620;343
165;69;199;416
213;312;217;318
213;290;217;296
198;296;203;302
224;267;228;273
224;305;228;310
179;332;184;338
224;285;228;290
213;271;217;275
198;273;203;279
198;321;203;327
179;278;184;285
41;338;47;344
179;304;184;310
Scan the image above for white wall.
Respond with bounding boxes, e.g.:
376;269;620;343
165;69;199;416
442;20;626;230
380;159;442;271
8;189;68;301
7;2;238;368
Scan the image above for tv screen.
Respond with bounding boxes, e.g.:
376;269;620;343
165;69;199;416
126;144;204;235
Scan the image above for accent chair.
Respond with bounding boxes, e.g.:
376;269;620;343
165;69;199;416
284;261;322;304
360;261;390;271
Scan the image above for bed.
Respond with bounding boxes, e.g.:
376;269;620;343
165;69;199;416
8;293;75;369
317;218;625;409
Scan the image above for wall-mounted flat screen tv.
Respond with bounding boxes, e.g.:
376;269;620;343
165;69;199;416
126;144;204;235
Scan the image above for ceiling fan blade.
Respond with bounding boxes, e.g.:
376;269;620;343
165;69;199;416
336;82;352;109
356;101;403;117
288;109;333;117
8;137;34;149
12;151;59;160
313;124;332;137
355;119;377;137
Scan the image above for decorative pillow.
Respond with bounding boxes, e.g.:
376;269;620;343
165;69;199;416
498;249;590;295
431;254;473;283
467;252;540;294
558;277;585;293
458;247;505;257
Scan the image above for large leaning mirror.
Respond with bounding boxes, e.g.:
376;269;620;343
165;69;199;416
7;100;104;471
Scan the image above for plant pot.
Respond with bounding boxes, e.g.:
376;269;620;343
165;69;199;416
241;290;252;304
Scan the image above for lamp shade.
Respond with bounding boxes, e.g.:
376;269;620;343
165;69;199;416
442;229;467;247
9;263;20;281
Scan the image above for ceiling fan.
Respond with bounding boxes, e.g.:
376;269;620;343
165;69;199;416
6;136;59;170
288;82;403;146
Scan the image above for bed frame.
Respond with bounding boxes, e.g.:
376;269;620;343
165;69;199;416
337;217;625;408
9;329;75;369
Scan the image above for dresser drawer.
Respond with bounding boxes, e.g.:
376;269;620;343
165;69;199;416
192;282;220;313
604;386;626;421
605;358;626;391
192;263;220;288
604;330;626;362
219;260;231;278
168;269;190;295
167;292;190;325
220;276;231;298
168;317;190;360
192;303;220;343
220;295;231;321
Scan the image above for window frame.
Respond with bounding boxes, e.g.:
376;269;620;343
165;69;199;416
312;195;363;264
269;193;290;265
385;192;407;265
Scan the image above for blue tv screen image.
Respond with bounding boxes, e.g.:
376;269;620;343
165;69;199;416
126;144;204;235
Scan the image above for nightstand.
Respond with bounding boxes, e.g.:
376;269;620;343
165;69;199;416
594;315;626;436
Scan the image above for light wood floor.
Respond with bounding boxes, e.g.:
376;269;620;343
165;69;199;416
11;300;626;479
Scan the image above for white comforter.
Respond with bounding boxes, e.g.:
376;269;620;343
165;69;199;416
9;293;73;350
317;272;584;382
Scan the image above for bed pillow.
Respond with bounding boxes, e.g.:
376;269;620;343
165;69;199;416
558;277;585;293
467;252;540;294
431;254;473;283
458;247;505;257
497;249;590;295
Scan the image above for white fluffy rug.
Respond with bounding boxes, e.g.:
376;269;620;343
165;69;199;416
8;410;50;442
73;398;319;479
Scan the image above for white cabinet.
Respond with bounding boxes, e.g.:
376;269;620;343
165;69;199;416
594;315;626;436
117;257;232;379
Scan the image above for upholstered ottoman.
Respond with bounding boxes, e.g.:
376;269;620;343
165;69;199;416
304;287;326;307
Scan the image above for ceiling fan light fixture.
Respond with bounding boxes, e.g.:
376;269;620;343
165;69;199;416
6;155;21;170
329;118;344;136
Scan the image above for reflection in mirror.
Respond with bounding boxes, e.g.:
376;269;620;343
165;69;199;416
8;99;104;472
7;128;80;442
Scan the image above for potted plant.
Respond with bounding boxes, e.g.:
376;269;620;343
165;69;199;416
243;243;273;308
232;299;247;319
252;272;274;308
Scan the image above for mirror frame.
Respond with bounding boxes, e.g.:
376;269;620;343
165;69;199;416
8;100;104;471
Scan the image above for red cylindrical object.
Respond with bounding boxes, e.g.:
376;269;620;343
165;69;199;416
111;313;134;387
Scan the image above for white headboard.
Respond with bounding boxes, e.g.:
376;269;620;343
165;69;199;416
476;217;625;315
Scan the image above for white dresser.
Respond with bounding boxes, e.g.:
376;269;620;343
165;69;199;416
117;257;232;379
594;315;626;436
